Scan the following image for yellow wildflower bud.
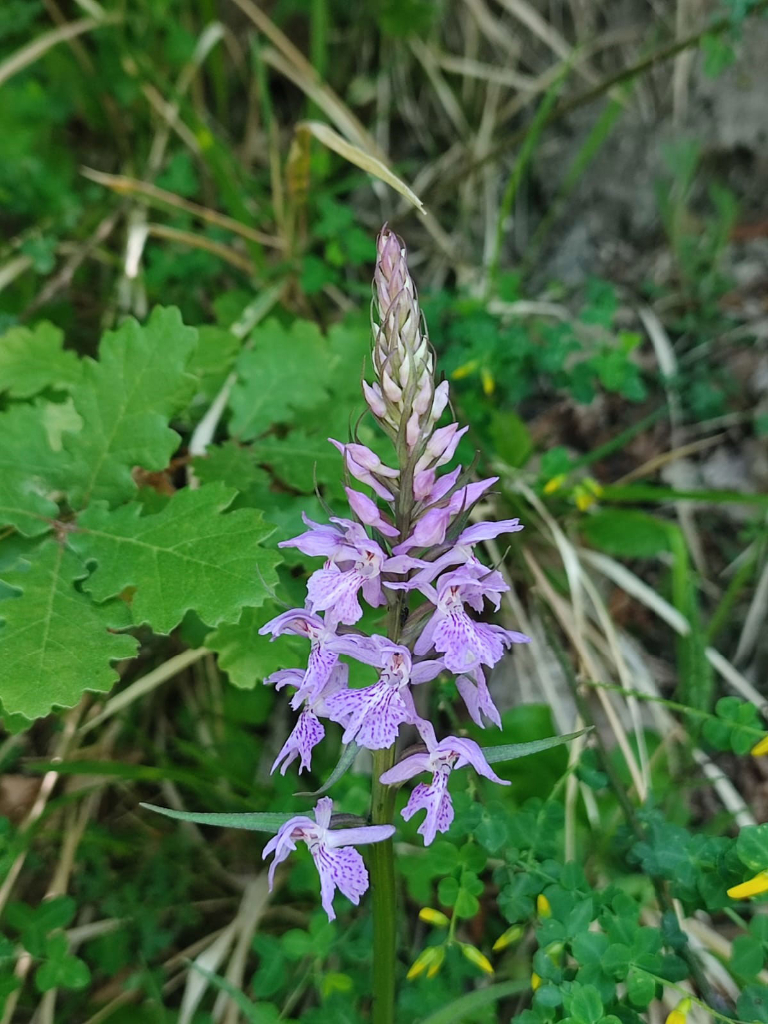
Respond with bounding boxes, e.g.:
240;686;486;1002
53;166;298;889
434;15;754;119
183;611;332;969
426;945;445;978
481;367;496;396
665;997;691;1024
574;484;597;511
751;735;768;756
419;907;450;928
727;871;768;900
543;474;567;495
531;971;542;991
452;360;479;380
537;894;552;918
492;924;524;952
584;477;604;497
407;946;442;981
461;943;494;975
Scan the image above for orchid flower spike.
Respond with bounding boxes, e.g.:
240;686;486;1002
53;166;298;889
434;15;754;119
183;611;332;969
263;797;394;920
379;736;509;846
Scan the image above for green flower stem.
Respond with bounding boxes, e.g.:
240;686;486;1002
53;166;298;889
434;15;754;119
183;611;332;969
370;744;397;1024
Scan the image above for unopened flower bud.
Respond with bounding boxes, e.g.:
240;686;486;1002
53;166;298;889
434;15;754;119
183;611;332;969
345;487;398;537
413;468;435;502
460;943;494;975
414;424;468;475
407;945;444;981
419;907;450;927
406;409;421;449
429;380;450;425
492;924;524;952
536;893;552;918
362;380;387;419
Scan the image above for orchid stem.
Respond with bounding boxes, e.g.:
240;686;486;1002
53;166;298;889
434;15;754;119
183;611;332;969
370;745;397;1024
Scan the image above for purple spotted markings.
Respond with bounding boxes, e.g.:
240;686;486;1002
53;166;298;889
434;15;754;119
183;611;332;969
263;797;394;920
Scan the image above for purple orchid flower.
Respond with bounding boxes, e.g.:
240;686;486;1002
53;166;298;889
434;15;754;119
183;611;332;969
455;666;502;729
324;636;443;749
413;568;529;673
379;735;509;846
263;797;395;920
394;477;499;554
345;487;399;538
259;608;364;707
397;519;524;589
328;440;399;501
279;516;389;625
270;664;349;775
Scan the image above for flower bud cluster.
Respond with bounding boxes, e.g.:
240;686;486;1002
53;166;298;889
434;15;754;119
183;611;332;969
365;226;449;452
259;227;529;920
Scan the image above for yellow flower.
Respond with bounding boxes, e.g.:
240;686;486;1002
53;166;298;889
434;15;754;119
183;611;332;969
427;946;446;979
543;474;567;495
751;735;768;756
407;946;443;981
419;907;450;928
492;924;524;952
536;893;552;918
481;368;496;396
460;943;494;975
451;359;479;380
531;971;542;991
665;997;691;1024
574;484;598;511
727;871;768;900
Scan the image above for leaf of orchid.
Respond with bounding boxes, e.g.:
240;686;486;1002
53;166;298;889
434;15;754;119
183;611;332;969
295;742;360;798
140;803;295;833
0;321;81;398
481;729;591;765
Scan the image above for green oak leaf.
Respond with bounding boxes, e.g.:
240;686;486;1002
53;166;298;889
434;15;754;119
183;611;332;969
0;321;81;398
0;542;139;719
0;404;67;536
247;431;345;497
229;318;332;439
63;306;198;508
192;440;270;493
70;483;281;633
206;606;303;689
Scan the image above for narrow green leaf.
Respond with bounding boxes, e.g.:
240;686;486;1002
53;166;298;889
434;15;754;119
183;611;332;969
141;803;293;833
420;980;529;1023
186;961;277;1023
295;743;360;798
482;729;590;765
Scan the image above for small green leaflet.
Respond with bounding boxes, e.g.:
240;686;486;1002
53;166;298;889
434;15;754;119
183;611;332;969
0;542;138;719
141;803;294;833
69;483;281;633
229;318;333;439
63;306;198;509
0;321;81;398
295;743;360;798
481;729;590;765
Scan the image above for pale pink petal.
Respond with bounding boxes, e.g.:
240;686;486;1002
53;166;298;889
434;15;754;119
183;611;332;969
306;565;364;625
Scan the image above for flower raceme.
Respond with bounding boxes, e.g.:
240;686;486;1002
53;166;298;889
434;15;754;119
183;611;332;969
260;225;529;920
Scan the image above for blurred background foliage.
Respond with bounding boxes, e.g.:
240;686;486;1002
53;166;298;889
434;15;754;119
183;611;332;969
2;0;768;1021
